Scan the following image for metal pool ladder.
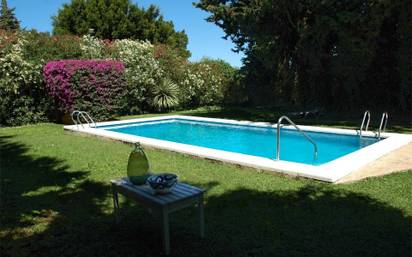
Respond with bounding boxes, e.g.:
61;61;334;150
359;110;388;139
71;110;96;129
377;112;388;140
276;116;318;161
359;110;370;138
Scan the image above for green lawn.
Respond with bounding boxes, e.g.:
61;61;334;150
121;106;412;133
1;110;411;256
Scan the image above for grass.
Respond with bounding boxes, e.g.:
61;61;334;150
1;109;411;257
120;106;412;134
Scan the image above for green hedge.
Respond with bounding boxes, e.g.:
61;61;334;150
0;30;238;126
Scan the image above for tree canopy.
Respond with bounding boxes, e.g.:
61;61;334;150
53;0;190;58
196;0;411;114
0;0;19;30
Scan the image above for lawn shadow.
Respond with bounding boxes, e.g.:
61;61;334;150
184;107;282;123
0;135;113;256
183;107;412;133
110;181;411;257
193;185;411;257
1;135;410;256
0;135;88;226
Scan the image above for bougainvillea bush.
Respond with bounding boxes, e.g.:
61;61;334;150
44;60;126;120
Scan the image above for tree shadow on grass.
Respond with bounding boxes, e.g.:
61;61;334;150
184;107;282;123
0;135;198;256
0;135;109;256
1;135;410;256
196;186;411;257
113;182;411;257
183;107;412;133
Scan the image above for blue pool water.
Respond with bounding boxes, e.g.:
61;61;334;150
101;118;378;165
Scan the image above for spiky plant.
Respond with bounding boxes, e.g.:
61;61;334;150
152;79;179;111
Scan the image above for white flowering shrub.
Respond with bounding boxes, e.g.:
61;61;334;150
0;37;43;93
179;62;225;107
80;35;106;59
112;39;165;113
0;35;47;125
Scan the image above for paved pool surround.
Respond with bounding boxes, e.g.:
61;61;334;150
64;115;412;183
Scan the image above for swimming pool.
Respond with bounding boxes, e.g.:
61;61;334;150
65;115;412;182
101;118;377;165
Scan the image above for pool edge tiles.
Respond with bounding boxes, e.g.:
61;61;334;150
64;115;412;182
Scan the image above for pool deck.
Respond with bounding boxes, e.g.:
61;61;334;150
336;142;412;183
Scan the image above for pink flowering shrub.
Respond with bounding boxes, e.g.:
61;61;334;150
43;60;125;120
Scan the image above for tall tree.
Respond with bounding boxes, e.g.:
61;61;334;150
197;0;412;115
0;0;20;30
53;0;189;58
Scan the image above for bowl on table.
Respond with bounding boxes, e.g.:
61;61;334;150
146;173;178;194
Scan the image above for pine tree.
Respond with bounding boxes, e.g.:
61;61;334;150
0;0;20;30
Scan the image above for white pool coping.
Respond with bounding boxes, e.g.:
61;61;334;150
64;115;412;182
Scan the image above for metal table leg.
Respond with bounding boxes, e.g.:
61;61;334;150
112;189;120;223
161;209;170;255
199;194;205;238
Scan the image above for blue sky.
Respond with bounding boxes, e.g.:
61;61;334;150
8;0;243;67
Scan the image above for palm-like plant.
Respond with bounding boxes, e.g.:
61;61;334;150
151;78;179;111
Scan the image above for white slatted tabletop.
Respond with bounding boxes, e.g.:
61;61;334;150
111;178;203;206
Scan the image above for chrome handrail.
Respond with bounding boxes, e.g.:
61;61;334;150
359;110;370;137
71;111;81;129
78;112;90;127
70;110;96;129
81;111;97;128
377;112;388;140
276;115;318;160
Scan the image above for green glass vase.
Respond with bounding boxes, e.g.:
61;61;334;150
127;143;150;185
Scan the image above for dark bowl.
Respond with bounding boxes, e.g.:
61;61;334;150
146;173;178;194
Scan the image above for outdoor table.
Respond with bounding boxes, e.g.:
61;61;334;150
111;178;205;255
